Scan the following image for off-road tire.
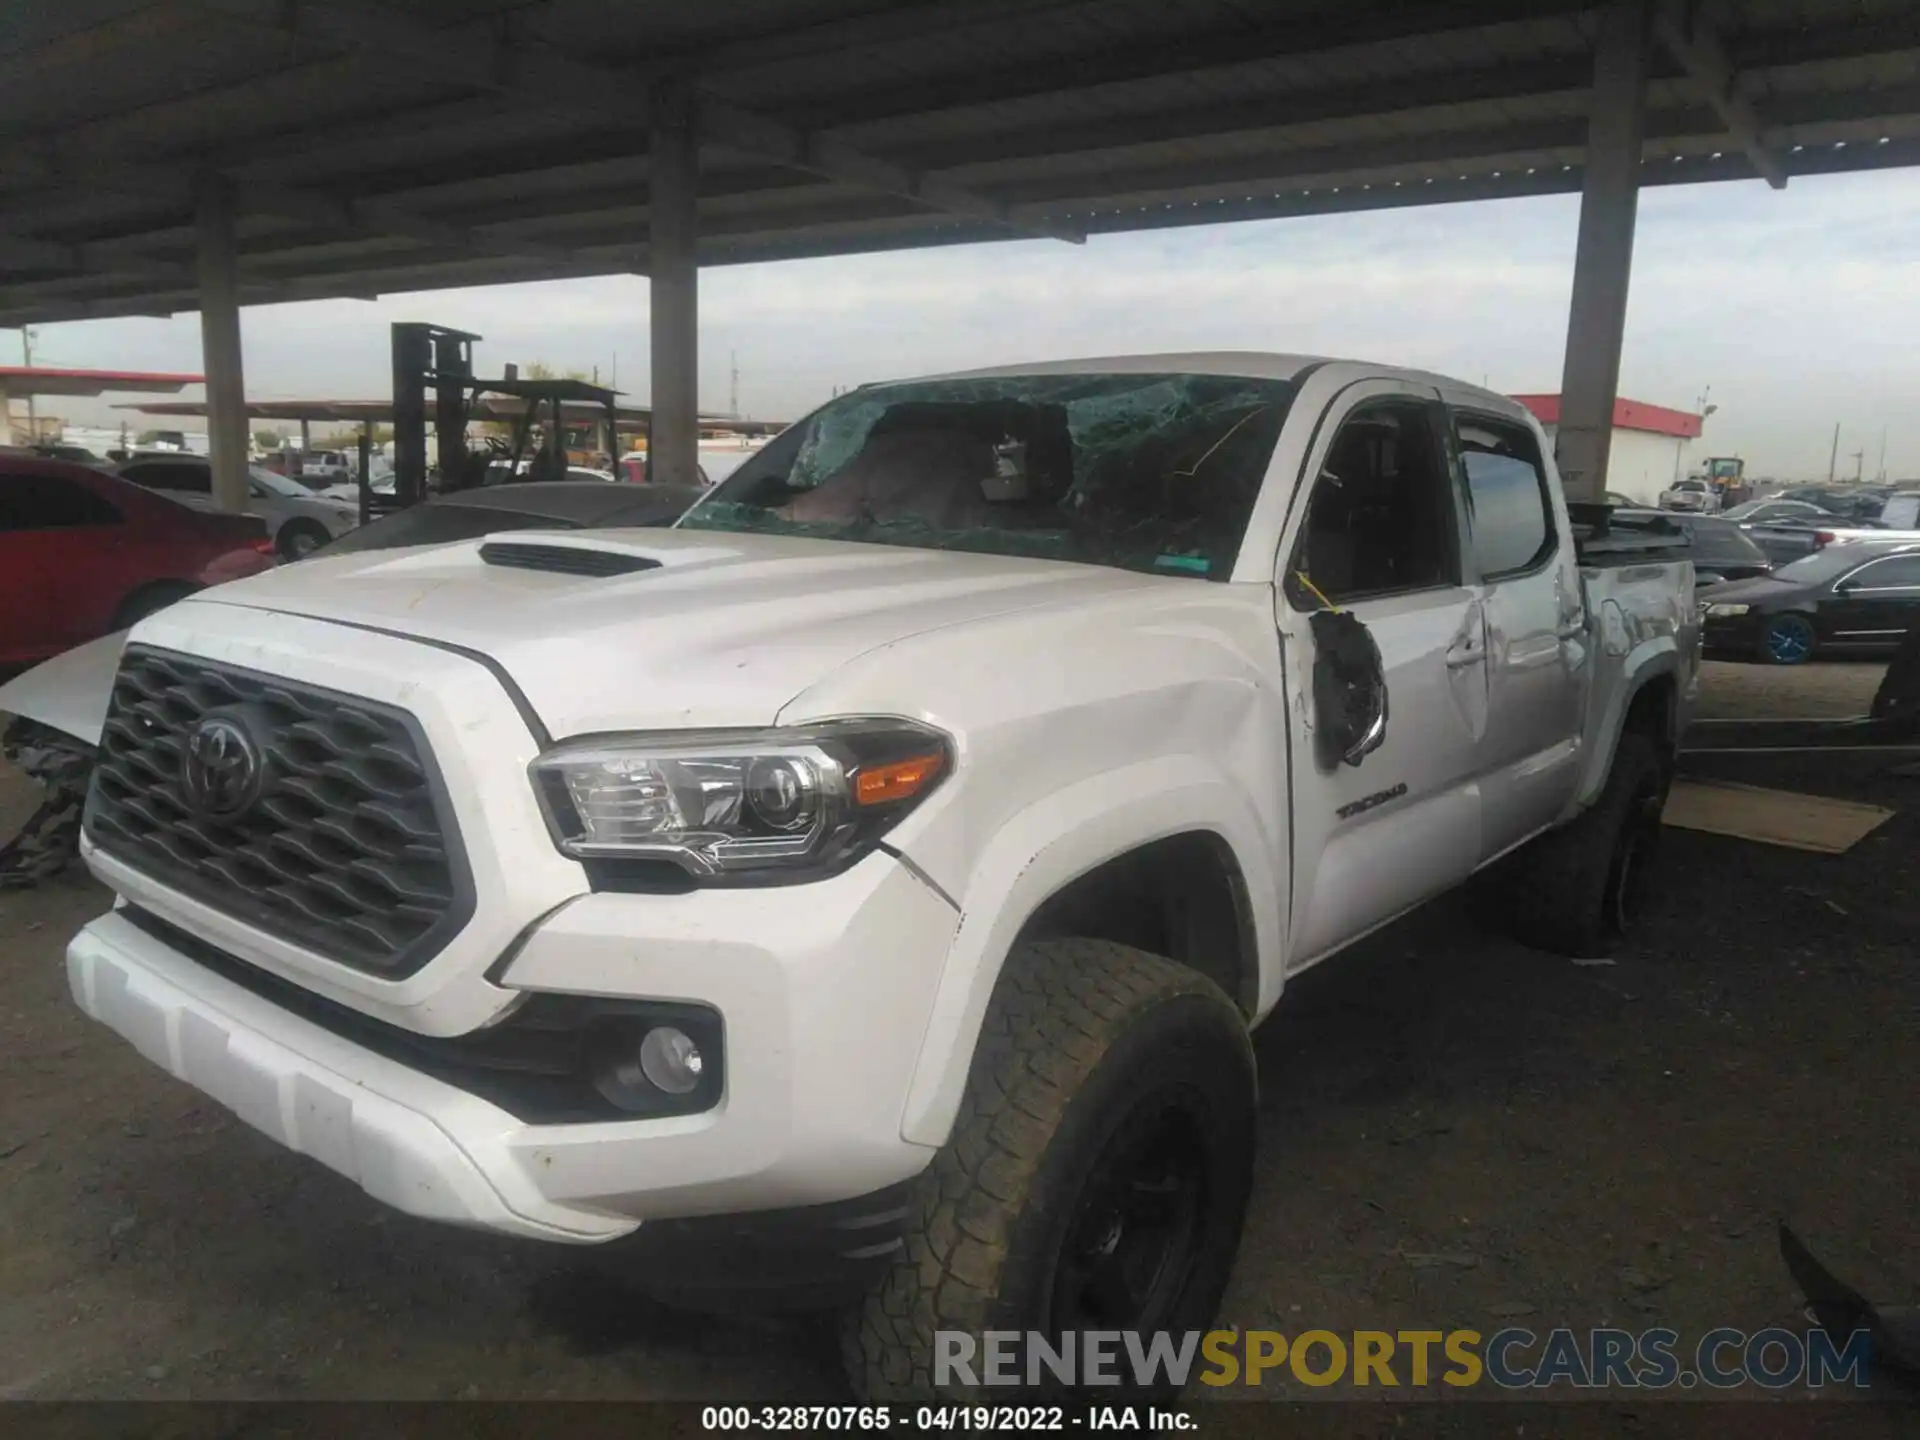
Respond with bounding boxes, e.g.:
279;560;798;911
1479;733;1670;959
843;938;1256;1403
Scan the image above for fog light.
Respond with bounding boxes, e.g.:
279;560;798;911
588;1019;711;1111
638;1025;703;1096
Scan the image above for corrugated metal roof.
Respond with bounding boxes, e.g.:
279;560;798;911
2;0;1918;326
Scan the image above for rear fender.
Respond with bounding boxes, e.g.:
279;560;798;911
1573;632;1682;809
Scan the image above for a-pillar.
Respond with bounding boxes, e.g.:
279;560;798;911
1555;0;1652;504
649;85;700;487
196;172;250;513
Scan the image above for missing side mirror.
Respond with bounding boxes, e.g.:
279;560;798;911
1310;609;1388;769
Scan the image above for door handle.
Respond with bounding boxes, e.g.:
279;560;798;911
1556;619;1585;640
1446;642;1485;669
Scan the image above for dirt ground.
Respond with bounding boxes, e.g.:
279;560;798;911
1690;659;1888;721
1;659;1915;1411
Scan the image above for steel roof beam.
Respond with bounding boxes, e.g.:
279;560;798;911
187;0;1082;244
0;230;196;285
1654;1;1788;188
0;146;620;270
782;0;1595;132
897;56;1603;174
10;129;1920;330
0;225;374;307
660;0;1094;74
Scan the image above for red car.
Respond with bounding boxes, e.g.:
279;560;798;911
0;456;275;671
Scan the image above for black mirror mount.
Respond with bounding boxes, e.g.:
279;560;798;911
1309;609;1389;769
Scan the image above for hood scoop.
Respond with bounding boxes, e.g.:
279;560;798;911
479;541;662;578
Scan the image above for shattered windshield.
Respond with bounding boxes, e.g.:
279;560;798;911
676;372;1296;580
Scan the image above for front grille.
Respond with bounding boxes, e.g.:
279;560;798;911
85;646;472;977
479;541;659;577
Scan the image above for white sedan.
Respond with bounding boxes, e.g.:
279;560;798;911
113;455;359;559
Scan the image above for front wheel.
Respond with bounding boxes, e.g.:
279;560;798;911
844;939;1256;1402
1758;613;1817;665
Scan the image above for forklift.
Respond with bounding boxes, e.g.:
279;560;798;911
1704;456;1748;508
365;321;624;524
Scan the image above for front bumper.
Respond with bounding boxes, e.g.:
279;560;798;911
1701;614;1762;652
70;846;958;1242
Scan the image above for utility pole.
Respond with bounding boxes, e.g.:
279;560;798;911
22;326;38;441
1852;448;1865;485
1677;384;1712;485
1877;426;1887;484
730;349;740;418
1828;422;1840;484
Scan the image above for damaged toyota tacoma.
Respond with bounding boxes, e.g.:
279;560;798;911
60;356;1699;1398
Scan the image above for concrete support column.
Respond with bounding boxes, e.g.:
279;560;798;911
649;85;700;487
196;172;250;513
1555;0;1652;503
300;417;312;452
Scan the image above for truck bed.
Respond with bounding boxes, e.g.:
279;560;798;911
1568;503;1696;567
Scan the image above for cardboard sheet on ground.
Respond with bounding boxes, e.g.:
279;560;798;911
1662;779;1896;854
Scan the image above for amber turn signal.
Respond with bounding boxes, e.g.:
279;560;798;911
854;753;946;807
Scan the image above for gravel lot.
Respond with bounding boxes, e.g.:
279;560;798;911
1691;658;1888;722
1;660;1914;1413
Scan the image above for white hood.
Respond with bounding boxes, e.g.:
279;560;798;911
191;529;1160;737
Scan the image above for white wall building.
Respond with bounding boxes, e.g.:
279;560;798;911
1511;394;1704;506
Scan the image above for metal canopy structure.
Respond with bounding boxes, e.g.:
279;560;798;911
5;0;1919;506
1;0;1916;328
117;396;775;433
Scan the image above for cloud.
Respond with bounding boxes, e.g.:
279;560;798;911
19;169;1920;479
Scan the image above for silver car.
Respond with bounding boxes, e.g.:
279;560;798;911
113;454;359;559
1658;477;1719;513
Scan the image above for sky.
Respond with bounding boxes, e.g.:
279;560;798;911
15;166;1920;481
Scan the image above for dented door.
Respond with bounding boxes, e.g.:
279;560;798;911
1272;380;1484;971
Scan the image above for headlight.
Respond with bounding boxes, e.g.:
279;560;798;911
1704;603;1750;617
531;719;951;881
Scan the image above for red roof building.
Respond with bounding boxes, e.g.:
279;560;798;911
2;366;206;445
1509;393;1704;440
0;366;204;398
1509;393;1706;503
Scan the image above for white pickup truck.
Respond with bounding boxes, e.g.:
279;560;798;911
59;354;1699;1398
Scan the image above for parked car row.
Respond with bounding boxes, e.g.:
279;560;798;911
113;452;360;557
1607;487;1919;663
1657;476;1720;513
1701;541;1920;664
1610;509;1772;588
1;457;276;671
4;448;708;677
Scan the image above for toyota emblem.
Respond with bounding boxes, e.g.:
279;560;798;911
181;714;264;819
